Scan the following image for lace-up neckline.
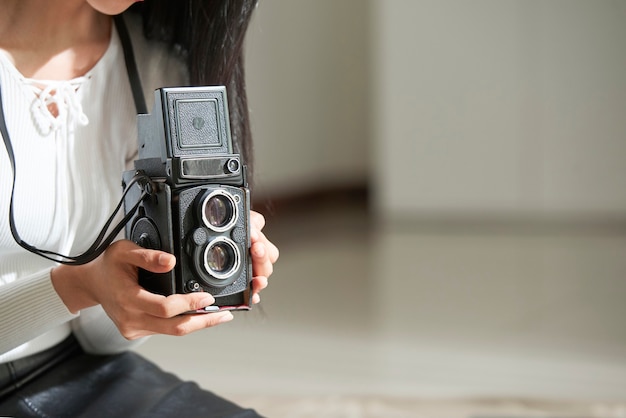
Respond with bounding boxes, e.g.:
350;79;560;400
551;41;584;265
0;26;117;138
24;77;90;136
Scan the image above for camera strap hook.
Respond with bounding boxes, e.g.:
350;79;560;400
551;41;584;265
129;170;154;197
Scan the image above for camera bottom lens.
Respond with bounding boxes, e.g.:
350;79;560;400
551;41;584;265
207;243;233;272
203;237;240;281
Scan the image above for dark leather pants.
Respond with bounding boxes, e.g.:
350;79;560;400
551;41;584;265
0;336;262;418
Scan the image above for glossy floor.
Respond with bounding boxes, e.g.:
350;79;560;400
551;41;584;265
135;199;626;417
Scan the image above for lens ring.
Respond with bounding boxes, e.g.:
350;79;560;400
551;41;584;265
200;190;239;232
203;237;241;280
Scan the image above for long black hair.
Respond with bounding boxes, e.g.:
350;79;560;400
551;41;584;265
125;0;258;184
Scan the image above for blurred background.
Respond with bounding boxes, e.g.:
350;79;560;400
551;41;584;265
136;1;626;416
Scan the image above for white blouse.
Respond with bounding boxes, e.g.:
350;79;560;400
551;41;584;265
0;14;188;362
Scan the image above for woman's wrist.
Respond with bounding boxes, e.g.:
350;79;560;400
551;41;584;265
50;264;98;314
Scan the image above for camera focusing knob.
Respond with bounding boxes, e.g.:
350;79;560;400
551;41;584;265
185;228;208;257
130;218;160;250
231;227;247;244
191;228;208;246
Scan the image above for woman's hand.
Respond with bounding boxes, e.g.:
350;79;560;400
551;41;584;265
249;210;279;304
51;240;233;340
50;209;278;339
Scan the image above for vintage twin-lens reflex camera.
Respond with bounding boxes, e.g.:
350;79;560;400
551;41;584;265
122;86;252;311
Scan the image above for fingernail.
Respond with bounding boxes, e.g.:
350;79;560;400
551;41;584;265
158;253;173;266
200;296;215;307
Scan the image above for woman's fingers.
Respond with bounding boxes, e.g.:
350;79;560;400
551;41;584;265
119;310;234;340
247;210;278;305
250;211;279;262
250;210;266;230
160;310;234;336
109;242;176;274
250;276;268;304
259;234;279;264
251;240;273;279
133;289;216;318
250;229;279;276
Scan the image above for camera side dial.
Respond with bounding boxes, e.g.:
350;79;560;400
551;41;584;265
130;217;161;250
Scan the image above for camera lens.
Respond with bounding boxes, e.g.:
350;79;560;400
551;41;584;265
203;237;240;280
201;191;238;232
207;243;232;272
206;195;230;227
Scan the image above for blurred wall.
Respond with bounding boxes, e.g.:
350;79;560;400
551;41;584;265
245;0;370;199
371;0;626;218
246;0;626;213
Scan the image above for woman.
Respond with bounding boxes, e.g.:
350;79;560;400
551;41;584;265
0;0;278;416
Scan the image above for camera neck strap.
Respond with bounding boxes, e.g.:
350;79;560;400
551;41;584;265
0;15;150;265
114;14;147;115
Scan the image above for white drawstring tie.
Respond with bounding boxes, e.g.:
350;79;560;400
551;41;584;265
27;78;89;136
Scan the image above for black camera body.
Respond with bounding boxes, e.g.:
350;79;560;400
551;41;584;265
122;86;252;310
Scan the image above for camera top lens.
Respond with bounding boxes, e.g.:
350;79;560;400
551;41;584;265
201;191;238;232
206;195;229;226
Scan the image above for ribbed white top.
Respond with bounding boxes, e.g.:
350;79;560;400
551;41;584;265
0;15;188;362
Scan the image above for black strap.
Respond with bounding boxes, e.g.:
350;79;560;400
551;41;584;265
114;15;148;115
0;14;149;265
